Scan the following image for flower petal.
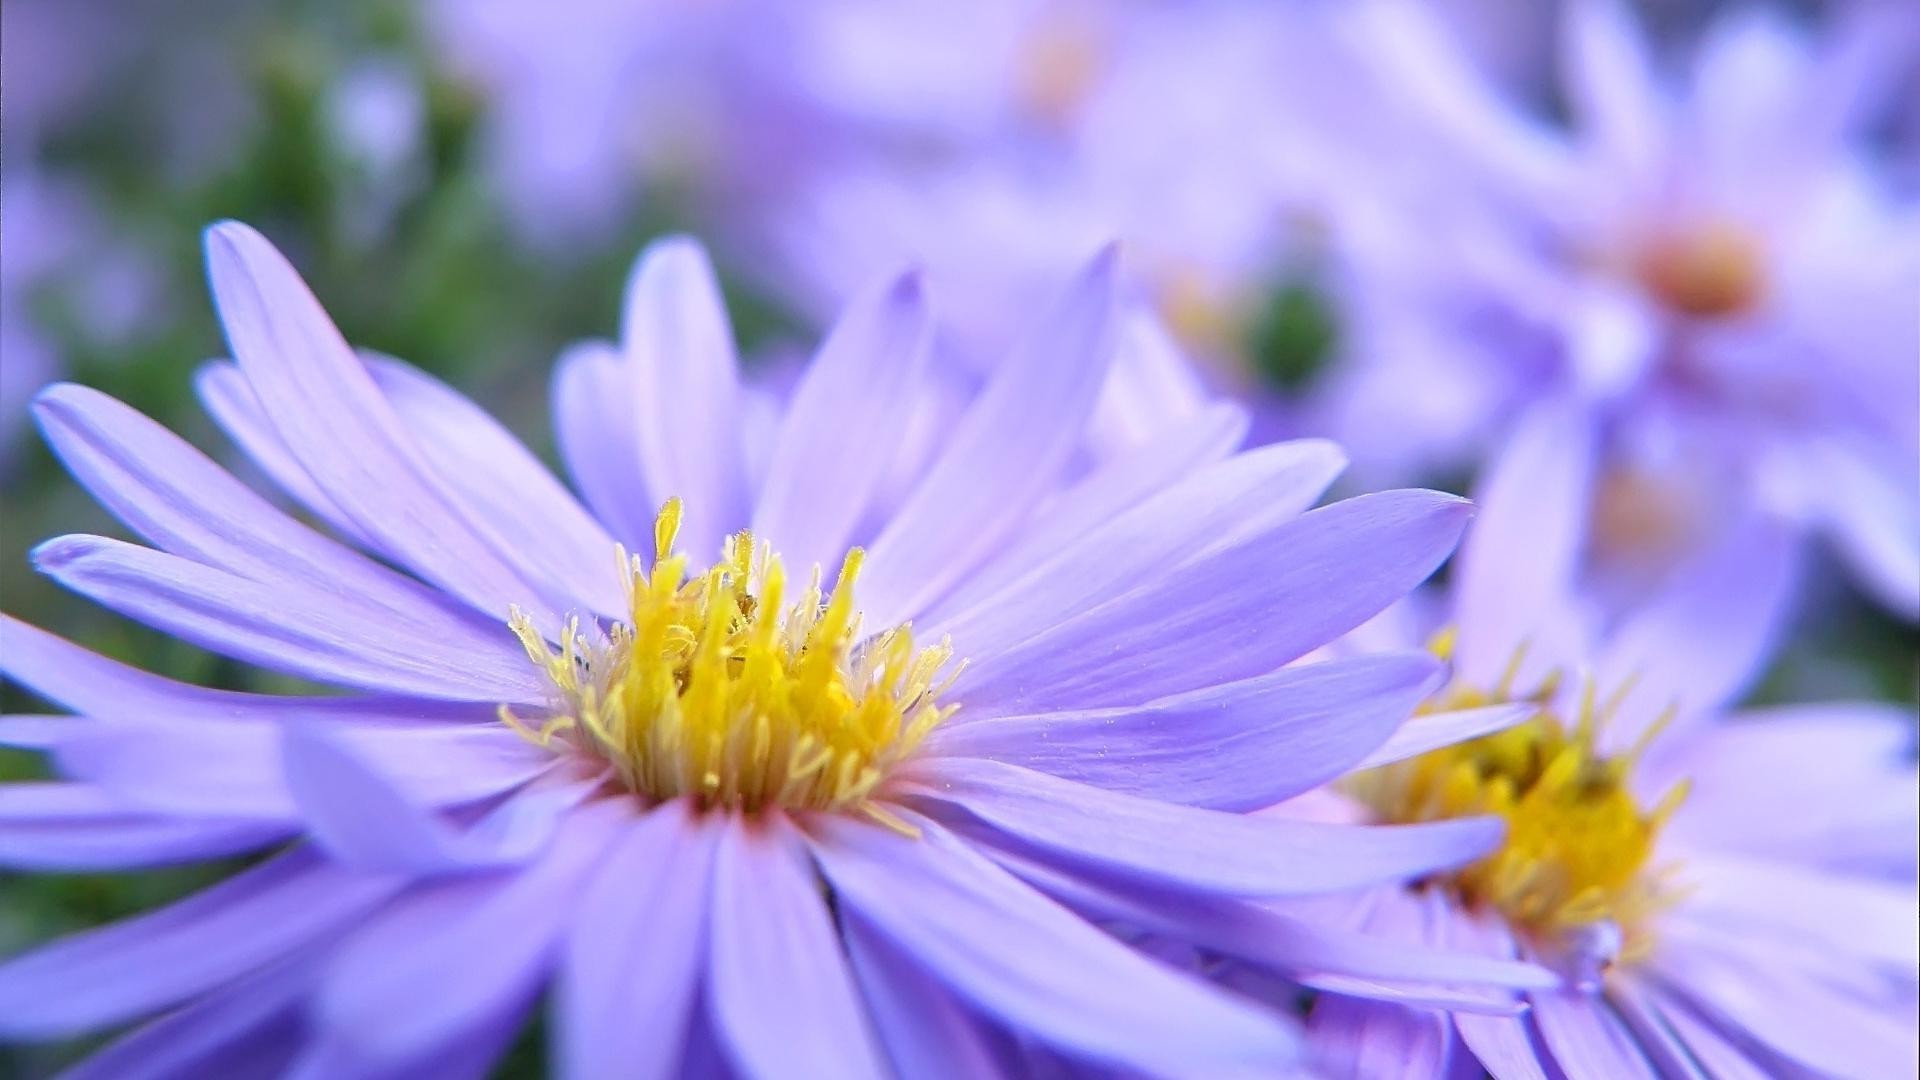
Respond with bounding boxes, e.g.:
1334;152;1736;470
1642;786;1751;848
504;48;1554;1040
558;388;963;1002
951;489;1472;714
903;758;1503;897
929;653;1442;811
928;437;1350;665
752;270;933;576
920;401;1251;626
550;340;654;550
985;847;1555;1000
0;782;283;871
1352;703;1537;771
1595;516;1798;748
809;811;1303;1076
204;221;555;623
51;717;545;822
313;800;628;1065
0;614;491;726
1563;0;1667;176
0;850;397;1039
33;382;507;641
559;800;717;1080
366;355;626;619
707;813;887;1080
621;236;750;563
32;534;544;702
841;912;1009;1080
1530;989;1656;1080
195;360;380;553
61;953;311;1080
860;245;1121;627
280;725;572;872
1453;395;1597;689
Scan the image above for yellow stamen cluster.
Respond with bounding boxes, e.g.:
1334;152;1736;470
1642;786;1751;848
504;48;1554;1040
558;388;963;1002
504;500;960;823
1347;636;1688;954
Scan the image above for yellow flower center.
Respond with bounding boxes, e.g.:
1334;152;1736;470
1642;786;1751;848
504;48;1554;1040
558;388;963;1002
1346;637;1688;958
503;499;960;826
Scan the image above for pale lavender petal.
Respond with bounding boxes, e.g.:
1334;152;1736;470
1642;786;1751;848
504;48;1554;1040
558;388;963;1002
195;360;381;553
0;782;283;870
0;714;65;749
1530;989;1656;1080
1649;935;1919;1078
951;490;1472;714
1606;979;1709;1080
1676;852;1918;970
1447;909;1555;1080
1562;0;1666;175
1343;0;1575;203
1653;704;1917;872
63;952;312;1080
559;800;716;1080
1352;704;1537;771
842;912;1007;1080
1638;984;1776;1080
902;757;1503;898
313;800;628;1065
33;534;544;702
920;401;1253;626
752;270;933;575
928;437;1350;666
1802;442;1920;621
1306;990;1451;1079
1595;516;1798;749
367;355;626;618
549;340;653;550
985;847;1554;1000
204;221;556;624
0;850;398;1039
1;614;491;726
707;813;886;1080
53;718;547;821
34;383;512;644
859;245;1120;627
622;236;749;563
1453;395;1597;688
1296;887;1539;1015
928;653;1442;811
808;811;1303;1076
281;725;573;873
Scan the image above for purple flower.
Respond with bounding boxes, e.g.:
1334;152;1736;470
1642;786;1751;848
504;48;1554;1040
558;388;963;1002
1286;401;1919;1077
0;222;1546;1076
1313;0;1920;617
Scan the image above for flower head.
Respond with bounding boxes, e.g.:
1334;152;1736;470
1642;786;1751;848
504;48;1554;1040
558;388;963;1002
0;222;1532;1077
1311;0;1920;617
1290;402;1920;1078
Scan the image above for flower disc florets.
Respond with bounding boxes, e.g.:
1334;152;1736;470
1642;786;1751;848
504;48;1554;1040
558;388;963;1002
1347;639;1688;958
505;499;959;822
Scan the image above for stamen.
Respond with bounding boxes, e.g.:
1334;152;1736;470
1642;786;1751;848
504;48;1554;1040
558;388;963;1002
1349;640;1688;955
504;500;962;815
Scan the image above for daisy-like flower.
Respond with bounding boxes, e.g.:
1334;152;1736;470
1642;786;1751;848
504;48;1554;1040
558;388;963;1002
1290;402;1920;1078
0;222;1544;1077
1316;0;1919;616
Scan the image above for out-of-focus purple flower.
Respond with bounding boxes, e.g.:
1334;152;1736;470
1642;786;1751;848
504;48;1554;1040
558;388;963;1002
1313;0;1920;617
0;223;1550;1076
1286;403;1920;1077
427;0;816;247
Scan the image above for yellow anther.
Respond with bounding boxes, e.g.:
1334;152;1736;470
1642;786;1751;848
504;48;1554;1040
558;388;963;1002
1349;645;1688;952
507;501;960;815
